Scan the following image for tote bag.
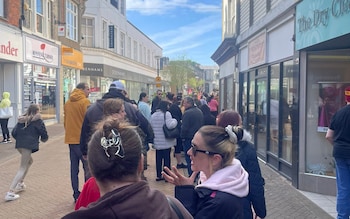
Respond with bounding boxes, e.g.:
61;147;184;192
0;106;13;119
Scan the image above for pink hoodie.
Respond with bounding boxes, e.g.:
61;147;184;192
196;159;249;198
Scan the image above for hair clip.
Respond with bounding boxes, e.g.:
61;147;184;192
100;129;125;159
225;125;238;144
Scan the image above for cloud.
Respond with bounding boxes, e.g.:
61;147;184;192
126;0;220;15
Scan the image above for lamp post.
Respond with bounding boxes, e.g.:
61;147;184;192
155;55;161;77
154;55;161;89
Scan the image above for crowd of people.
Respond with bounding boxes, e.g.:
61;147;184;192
2;81;268;219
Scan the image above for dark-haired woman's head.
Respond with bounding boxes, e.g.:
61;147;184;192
166;92;174;102
216;110;242;128
138;92;148;102
88;117;143;182
157;100;170;113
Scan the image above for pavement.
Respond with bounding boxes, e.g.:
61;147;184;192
0;123;336;219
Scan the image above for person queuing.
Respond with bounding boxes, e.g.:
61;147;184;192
150;100;178;181
326;86;350;219
166;92;186;169
63;117;192;219
162;125;249;218
181;97;203;175
75;98;126;210
0;91;12;143
217;110;266;219
80;81;153;171
137;92;152;177
151;89;162;114
5;104;48;201
64;82;91;202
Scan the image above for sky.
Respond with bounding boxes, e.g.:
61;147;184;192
125;0;222;66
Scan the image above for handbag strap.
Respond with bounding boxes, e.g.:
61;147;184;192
167;197;184;219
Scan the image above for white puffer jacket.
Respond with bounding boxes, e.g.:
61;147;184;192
150;110;177;150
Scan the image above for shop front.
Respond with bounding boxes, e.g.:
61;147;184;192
0;25;23;128
81;63;158;103
296;0;350;195
238;12;299;184
23;35;60;122
61;46;84;104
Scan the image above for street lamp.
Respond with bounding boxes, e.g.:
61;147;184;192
154;55;161;77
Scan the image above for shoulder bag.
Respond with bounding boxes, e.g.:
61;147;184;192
163;112;179;139
0;106;13;119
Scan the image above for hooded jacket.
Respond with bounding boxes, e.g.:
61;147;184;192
175;159;249;219
80;88;154;156
64;88;90;144
11;113;48;153
151;111;177;150
63;180;193;219
0;92;11;108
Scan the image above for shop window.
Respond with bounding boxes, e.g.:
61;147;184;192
306;50;350;176
269;64;280;155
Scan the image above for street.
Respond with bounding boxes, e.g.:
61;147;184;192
0;123;334;218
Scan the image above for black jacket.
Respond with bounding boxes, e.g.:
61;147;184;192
11;114;48;153
181;106;203;139
236;140;266;219
175;186;244;219
80;88;154;156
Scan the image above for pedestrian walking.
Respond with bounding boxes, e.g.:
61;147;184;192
199;104;216;126
207;94;219;118
0;91;12;143
63;117;192;219
217;110;266;219
162;125;249;219
151;100;178;181
64;82;91;202
181;97;203;175
4;104;48;201
326;86;350;219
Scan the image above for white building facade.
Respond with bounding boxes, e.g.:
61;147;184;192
81;0;163;102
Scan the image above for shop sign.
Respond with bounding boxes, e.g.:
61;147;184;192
0;31;23;62
81;63;104;76
248;32;266;68
296;0;350;50
24;36;59;67
61;46;83;69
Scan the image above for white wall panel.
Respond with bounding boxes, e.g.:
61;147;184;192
267;19;294;62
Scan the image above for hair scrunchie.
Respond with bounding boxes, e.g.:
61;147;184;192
225;125;238;144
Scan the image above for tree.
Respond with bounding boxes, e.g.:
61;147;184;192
161;56;203;94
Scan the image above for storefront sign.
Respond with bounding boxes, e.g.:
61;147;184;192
61;46;83;69
0;30;23;62
248;32;266;68
24;36;59;67
81;63;104;76
296;0;350;50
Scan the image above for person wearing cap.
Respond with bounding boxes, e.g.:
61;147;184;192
80;80;154;175
326;86;350;219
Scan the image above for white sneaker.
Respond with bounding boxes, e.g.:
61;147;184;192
5;192;20;201
14;182;26;193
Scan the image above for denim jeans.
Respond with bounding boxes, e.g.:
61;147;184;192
69;144;89;200
182;138;192;176
335;158;350;219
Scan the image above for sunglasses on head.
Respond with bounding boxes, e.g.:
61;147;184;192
191;142;219;156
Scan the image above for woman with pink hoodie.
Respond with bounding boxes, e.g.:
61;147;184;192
163;125;249;218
